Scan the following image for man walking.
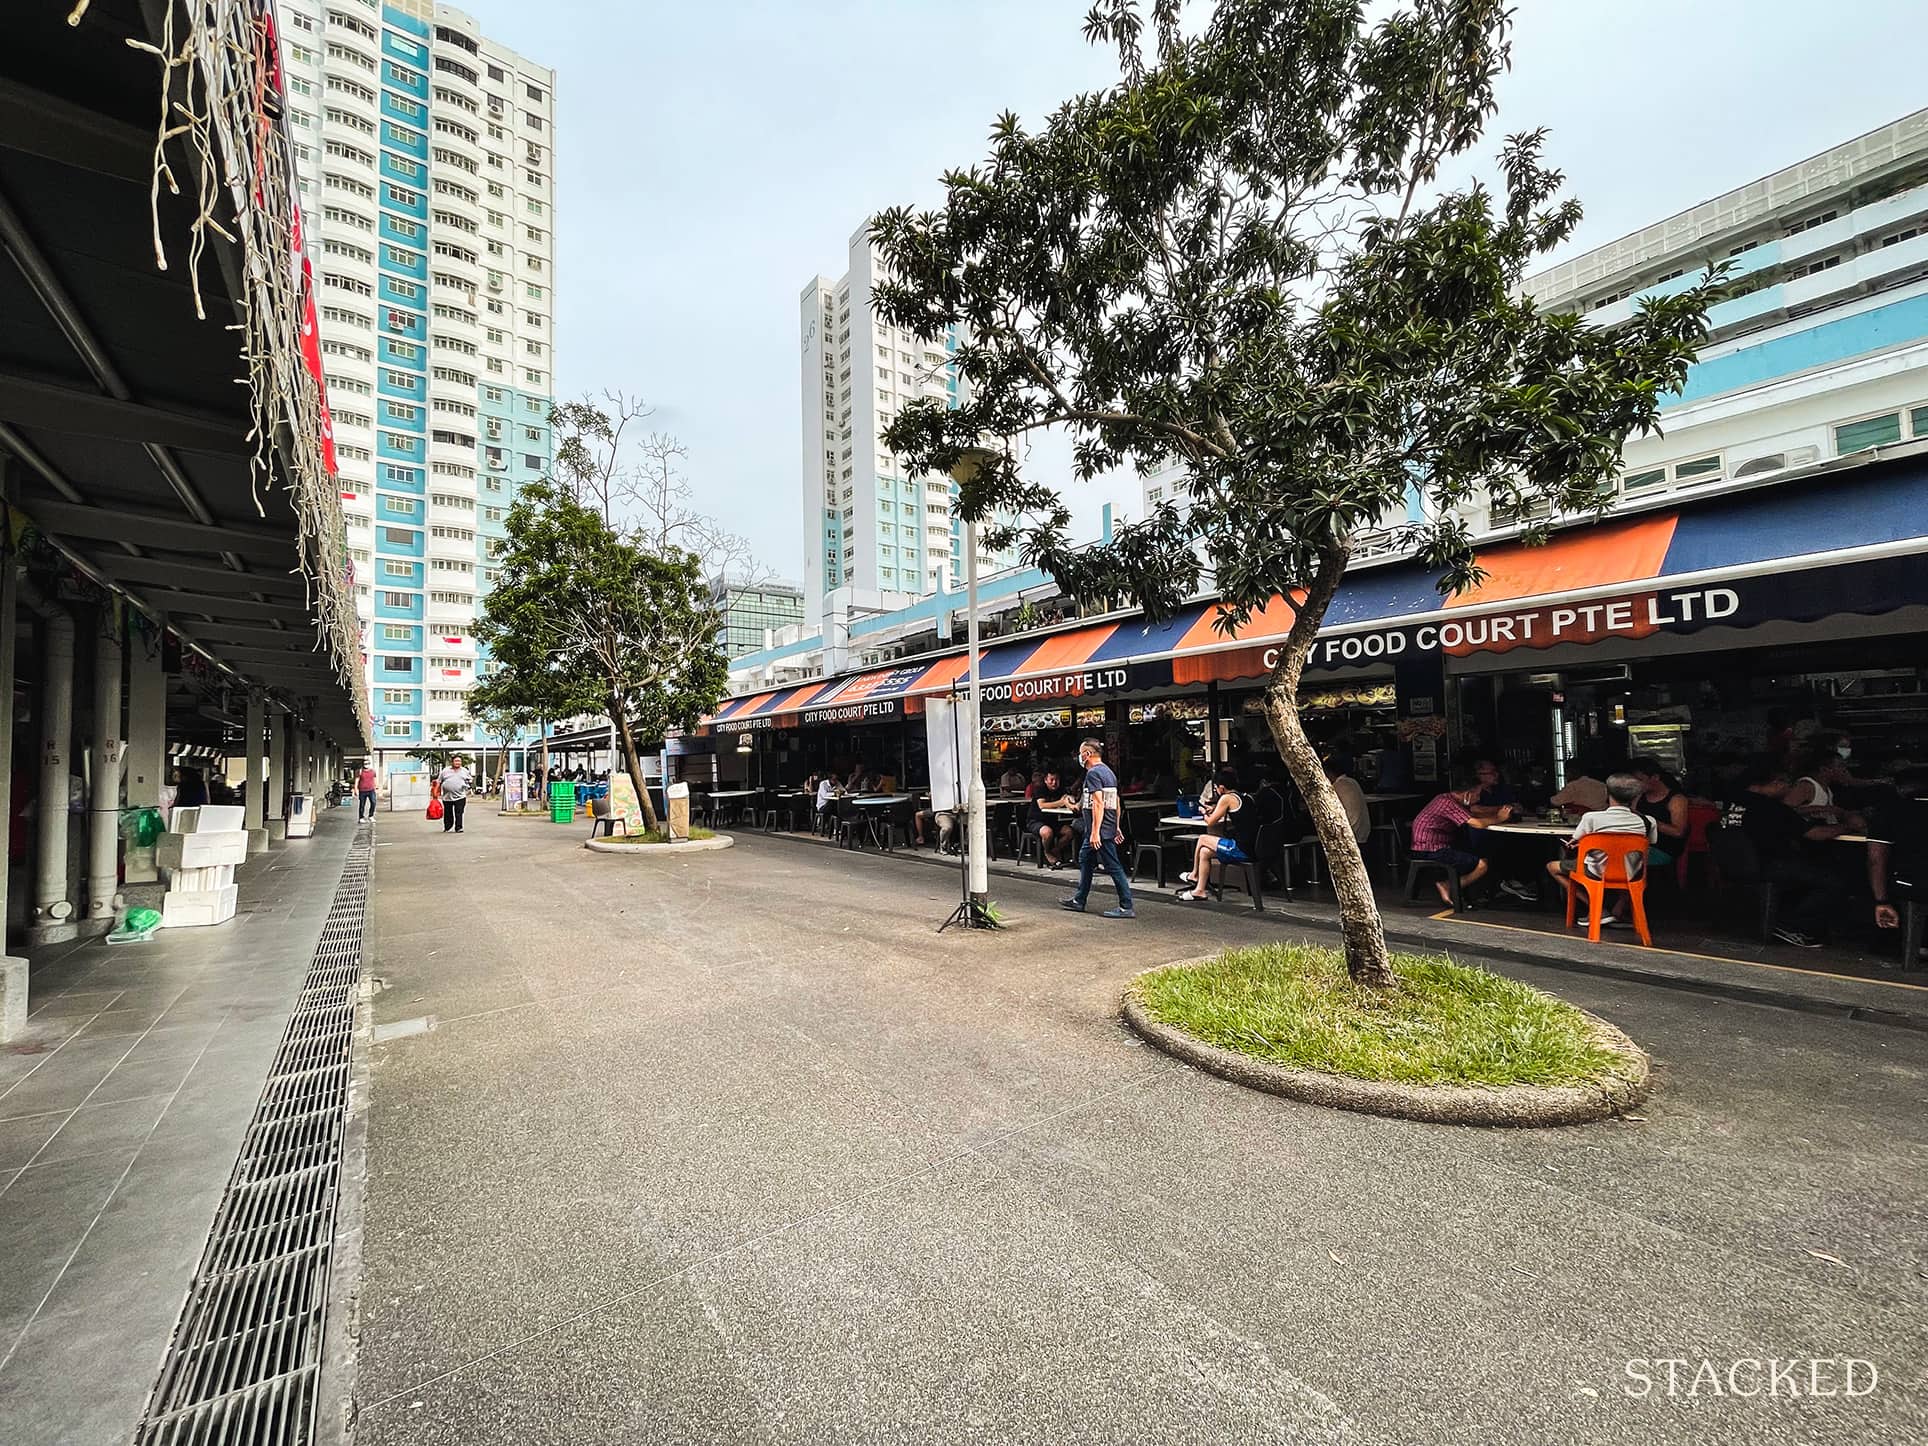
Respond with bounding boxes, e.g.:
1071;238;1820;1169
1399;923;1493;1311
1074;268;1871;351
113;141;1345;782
357;761;380;820
1061;738;1135;919
438;755;475;834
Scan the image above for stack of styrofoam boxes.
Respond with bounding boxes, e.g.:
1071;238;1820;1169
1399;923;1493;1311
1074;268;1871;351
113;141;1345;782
158;805;248;927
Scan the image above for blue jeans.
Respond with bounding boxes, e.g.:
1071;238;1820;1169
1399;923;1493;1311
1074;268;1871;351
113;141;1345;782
358;789;377;818
1072;838;1134;912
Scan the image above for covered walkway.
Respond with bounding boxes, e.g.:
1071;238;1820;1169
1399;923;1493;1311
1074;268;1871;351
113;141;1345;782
0;806;363;1444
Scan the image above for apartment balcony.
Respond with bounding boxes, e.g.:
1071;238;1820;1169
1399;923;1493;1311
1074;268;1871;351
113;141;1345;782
427;434;477;470
426;529;478;561
429;123;484;174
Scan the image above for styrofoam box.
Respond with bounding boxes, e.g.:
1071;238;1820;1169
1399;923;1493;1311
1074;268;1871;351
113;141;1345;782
157;831;248;869
162;863;236;893
172;805;246;834
162;885;237;927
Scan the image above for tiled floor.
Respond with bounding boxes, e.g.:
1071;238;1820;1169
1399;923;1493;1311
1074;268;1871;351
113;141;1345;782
0;809;359;1446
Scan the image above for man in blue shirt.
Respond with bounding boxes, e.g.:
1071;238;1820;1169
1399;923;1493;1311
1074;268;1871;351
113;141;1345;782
1061;738;1135;919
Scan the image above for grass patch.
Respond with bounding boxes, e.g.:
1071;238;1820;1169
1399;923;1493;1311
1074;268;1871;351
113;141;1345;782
1133;942;1627;1089
595;827;715;844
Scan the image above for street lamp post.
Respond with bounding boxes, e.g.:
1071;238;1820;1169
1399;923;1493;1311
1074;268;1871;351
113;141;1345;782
949;444;1003;925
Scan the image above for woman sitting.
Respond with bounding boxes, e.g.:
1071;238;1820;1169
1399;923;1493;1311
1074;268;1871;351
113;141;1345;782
1176;767;1256;901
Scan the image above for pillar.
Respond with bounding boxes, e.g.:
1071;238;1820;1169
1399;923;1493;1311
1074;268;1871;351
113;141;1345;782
270;712;295;839
82;608;124;933
123;617;165;882
0;555;24;1038
243;690;267;854
31;609;77;945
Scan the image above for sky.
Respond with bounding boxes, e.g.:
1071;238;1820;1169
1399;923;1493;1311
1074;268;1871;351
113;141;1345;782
464;0;1928;586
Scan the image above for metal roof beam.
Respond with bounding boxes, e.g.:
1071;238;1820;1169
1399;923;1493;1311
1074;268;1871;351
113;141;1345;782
0;376;247;457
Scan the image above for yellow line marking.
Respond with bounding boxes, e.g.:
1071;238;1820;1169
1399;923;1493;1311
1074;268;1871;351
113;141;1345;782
1421;909;1928;995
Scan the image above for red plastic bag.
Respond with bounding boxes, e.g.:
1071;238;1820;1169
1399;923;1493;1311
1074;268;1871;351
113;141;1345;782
426;796;443;820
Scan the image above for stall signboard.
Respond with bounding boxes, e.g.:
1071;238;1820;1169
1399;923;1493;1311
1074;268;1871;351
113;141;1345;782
714;713;778;734
974;659;1170;707
986;707;1071;734
800;696;904;727
1130;698;1211;724
502;772;526;806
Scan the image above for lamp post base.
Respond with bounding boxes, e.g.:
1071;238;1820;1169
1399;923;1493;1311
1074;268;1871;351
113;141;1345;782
938;897;1002;932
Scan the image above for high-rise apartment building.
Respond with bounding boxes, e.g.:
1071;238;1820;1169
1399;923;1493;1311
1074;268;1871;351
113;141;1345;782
279;0;555;765
800;223;1014;614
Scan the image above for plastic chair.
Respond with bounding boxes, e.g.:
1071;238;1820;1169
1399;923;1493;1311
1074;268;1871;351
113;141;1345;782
1706;824;1778;943
1403;856;1462;911
1559;833;1653;946
587;795;628;838
1680;801;1721;887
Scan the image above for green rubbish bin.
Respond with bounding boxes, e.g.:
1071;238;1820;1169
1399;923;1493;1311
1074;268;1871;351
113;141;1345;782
549;781;575;824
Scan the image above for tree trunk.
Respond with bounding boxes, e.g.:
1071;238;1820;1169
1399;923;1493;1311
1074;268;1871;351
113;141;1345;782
1259;545;1397;988
610;698;661;831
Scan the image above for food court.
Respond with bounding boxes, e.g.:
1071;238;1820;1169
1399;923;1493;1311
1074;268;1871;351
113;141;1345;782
675;453;1928;973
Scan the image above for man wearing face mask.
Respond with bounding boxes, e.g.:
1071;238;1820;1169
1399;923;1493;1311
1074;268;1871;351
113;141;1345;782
1785;731;1881;825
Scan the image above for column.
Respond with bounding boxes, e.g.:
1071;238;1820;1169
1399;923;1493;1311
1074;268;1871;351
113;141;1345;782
122;616;165;882
82;608;124;933
243;690;267;853
0;554;24;1038
31;609;77;945
270;712;294;839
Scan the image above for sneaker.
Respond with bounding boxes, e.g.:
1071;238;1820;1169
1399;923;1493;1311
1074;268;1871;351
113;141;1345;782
1102;907;1137;920
1772;927;1822;949
1059;899;1086;913
1601;915;1629;929
1498;880;1537;902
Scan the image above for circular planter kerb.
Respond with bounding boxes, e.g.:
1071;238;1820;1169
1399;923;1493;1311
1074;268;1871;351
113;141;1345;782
1122;958;1652;1128
584;834;735;855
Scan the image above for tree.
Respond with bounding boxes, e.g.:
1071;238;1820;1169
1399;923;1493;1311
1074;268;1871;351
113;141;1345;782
413;723;468;774
869;0;1719;986
476;481;729;831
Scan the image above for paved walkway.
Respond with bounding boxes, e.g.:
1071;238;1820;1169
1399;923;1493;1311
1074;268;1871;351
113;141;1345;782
354;807;1928;1445
0;808;359;1446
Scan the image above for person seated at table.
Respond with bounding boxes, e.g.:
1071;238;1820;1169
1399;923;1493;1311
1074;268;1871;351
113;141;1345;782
1175;767;1258;901
814;772;840;831
1325;755;1371;847
1727;759;1846;949
1409;778;1514;907
1868;766;1928;956
999;763;1029;795
1784;742;1867;828
1544;772;1656;929
1024;769;1047;801
1469;759;1518;819
915;802;958;852
1025;769;1077;868
845;759;869;792
1123;770;1151;796
1628;756;1690;873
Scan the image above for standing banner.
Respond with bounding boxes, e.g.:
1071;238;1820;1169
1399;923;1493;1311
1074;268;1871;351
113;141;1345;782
607;771;643;828
924;694;979;814
502;772;526;807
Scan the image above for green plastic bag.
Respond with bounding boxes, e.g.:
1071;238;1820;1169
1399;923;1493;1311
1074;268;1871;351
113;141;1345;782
120;807;165;847
106;906;163;944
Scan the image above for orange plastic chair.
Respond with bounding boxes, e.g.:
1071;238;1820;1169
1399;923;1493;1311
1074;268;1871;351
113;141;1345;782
1561;833;1653;946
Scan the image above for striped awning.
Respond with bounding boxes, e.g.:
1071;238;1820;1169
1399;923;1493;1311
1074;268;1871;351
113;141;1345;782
700;456;1928;730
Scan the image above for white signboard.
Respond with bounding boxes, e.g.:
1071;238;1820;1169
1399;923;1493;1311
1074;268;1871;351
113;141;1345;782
923;694;980;814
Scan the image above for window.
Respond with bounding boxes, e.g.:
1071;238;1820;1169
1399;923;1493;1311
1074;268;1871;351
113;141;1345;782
384;495;419;514
382;720;413;737
388;155;423;180
522;425;541;442
382;689;413;705
388;217;422;241
1788;209;1839;235
522;453;542;470
381;560;413;578
385;182;420;208
381;590;412;608
381;525;417;545
1834;412;1903;454
387;277;421;300
482;385;504;402
382;464;415;483
381;624;412;641
1792;255;1841;279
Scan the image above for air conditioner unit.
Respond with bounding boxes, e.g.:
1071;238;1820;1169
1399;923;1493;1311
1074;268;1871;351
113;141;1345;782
486;275;502;292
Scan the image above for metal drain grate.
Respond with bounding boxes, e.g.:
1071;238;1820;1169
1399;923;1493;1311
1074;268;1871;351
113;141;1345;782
136;824;374;1446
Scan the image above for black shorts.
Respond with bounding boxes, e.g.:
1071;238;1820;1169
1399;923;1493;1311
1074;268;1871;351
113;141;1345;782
1414;846;1479;874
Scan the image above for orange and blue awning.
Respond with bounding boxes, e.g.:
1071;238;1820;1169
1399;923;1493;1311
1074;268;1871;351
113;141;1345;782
700;456;1928;730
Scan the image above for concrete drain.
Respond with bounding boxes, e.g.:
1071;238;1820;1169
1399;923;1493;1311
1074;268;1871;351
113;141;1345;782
134;823;372;1446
